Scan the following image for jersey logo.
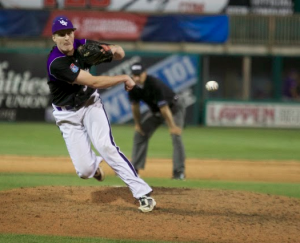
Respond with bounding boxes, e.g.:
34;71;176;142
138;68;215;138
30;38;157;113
70;63;79;73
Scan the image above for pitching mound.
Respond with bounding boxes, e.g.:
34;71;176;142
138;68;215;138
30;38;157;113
0;186;299;243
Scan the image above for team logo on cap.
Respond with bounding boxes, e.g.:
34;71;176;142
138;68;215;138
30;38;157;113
59;19;68;26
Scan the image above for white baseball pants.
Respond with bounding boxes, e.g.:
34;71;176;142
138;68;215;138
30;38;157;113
52;94;152;199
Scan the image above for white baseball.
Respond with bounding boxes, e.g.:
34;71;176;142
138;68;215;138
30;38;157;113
205;81;219;91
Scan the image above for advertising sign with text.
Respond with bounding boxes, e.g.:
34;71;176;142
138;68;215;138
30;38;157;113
206;101;300;128
42;11;147;40
95;54;199;124
0;53;49;121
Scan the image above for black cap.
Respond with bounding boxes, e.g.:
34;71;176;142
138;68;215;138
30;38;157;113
131;62;145;75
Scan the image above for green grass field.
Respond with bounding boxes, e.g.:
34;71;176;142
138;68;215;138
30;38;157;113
0;234;169;243
0;122;300;243
1;122;300;160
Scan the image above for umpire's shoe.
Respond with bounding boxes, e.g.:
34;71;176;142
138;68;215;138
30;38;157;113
138;195;156;213
172;172;185;180
93;166;105;182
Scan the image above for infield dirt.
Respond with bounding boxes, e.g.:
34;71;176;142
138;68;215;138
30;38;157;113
0;155;300;243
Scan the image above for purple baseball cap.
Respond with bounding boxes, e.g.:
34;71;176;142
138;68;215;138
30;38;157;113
52;16;76;34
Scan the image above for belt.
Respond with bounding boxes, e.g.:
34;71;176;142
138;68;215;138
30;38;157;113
54;105;76;111
53;96;100;111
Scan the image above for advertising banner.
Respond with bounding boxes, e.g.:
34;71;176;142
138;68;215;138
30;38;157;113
0;0;44;9
225;0;294;15
0;0;228;13
0;0;295;15
42;10;148;40
42;11;228;43
108;0;294;15
94;54;199;124
0;10;228;43
0;52;50;121
106;0;228;14
206;101;300;128
1;50;198;123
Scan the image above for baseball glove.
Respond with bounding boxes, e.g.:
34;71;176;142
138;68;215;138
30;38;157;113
78;43;113;66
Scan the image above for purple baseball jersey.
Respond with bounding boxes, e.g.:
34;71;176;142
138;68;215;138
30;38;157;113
47;38;95;107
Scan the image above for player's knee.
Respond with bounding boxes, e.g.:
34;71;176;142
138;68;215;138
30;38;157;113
76;166;95;179
134;133;147;143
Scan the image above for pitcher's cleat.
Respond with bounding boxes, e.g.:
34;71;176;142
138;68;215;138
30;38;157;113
138;195;156;212
93;166;105;182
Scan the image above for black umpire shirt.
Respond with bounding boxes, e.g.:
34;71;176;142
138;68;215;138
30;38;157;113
128;75;177;113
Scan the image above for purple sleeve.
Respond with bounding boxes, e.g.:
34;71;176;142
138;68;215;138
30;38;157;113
74;39;87;49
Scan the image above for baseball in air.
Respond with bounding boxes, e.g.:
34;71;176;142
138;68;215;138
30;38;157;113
205;81;219;91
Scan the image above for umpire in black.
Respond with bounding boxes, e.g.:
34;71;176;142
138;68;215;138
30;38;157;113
128;62;186;180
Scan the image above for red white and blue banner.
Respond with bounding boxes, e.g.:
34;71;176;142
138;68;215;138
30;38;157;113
0;9;229;43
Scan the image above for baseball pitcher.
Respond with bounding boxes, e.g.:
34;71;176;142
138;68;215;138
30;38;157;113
46;16;156;212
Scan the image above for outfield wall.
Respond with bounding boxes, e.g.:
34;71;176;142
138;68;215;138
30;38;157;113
1;48;300;127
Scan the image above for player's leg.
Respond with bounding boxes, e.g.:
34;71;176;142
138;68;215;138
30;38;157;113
83;101;153;199
131;111;163;172
171;97;186;179
53;109;102;179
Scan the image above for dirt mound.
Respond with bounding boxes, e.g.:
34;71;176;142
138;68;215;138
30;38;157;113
0;186;299;243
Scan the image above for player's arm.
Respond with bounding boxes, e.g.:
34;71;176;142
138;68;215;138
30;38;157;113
131;103;145;135
159;105;182;135
74;69;134;91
